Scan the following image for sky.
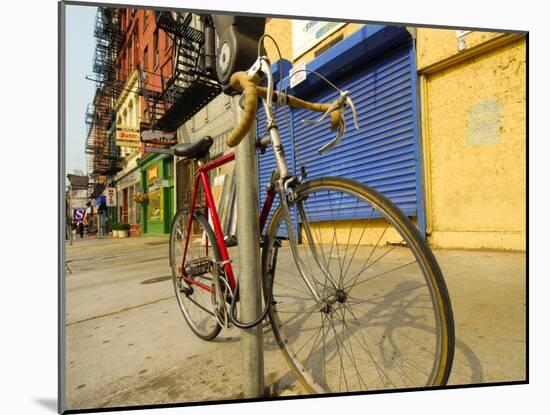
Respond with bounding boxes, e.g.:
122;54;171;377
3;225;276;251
65;4;97;176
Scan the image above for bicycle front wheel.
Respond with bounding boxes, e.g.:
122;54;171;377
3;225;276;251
263;177;454;393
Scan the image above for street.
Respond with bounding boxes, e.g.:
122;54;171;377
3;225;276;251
64;236;526;410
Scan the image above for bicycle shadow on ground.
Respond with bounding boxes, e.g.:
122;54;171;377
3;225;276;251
263;279;483;395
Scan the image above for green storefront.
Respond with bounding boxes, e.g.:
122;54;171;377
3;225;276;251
138;153;174;236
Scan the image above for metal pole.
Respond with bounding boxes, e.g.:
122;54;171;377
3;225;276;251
232;94;265;398
68;185;73;246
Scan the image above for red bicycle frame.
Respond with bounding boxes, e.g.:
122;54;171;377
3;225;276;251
180;150;276;293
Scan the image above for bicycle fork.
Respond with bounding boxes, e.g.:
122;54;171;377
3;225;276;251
267;126;339;302
259;79;339;304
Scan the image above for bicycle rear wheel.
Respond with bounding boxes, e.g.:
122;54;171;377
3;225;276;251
170;209;222;341
263;177;454;393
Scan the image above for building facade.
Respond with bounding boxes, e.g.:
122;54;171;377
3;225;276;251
113;8;177;236
416;29;526;250
85;11;526;249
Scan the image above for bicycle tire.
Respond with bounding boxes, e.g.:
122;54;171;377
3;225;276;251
169;209;222;341
262;176;454;393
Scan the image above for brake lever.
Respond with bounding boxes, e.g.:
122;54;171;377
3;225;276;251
346;95;359;130
318;114;346;154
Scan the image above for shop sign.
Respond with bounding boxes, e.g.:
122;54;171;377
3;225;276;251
105;187;117;207
116;169;140;188
149;179;168;191
290;62;307;88
154;179;169;188
144;146;173;155
73;208;85;221
116;127;141;148
147;164;159;183
141;129;177;146
292;20;345;59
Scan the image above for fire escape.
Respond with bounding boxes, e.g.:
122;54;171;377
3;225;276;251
85;7;124;182
139;12;222;132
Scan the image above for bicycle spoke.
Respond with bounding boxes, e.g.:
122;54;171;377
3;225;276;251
170;211;221;340
342;223;391;292
344;260;417;293
339;197;361;288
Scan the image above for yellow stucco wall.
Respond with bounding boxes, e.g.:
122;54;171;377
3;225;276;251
417;29;506;71
418;30;526;251
264;18;293;62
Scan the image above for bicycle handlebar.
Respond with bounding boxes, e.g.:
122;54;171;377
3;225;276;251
226;71;343;148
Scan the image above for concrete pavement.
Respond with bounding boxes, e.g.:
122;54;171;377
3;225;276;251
64;236;526;410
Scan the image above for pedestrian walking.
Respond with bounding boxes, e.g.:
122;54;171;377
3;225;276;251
78;221;84;238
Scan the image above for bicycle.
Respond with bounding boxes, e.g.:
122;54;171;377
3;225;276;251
167;40;455;394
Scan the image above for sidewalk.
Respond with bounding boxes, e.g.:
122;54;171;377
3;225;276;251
64;236;526;410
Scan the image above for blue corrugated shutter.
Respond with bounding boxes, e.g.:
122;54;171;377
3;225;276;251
257;40;421;231
293;44;418;219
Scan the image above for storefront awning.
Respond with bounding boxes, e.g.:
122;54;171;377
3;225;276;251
67;174;89;190
93;195;107;208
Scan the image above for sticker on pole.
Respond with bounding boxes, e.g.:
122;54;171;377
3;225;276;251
73;208;85;221
289;62;306;89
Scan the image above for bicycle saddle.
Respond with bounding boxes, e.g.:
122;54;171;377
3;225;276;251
173;136;213;159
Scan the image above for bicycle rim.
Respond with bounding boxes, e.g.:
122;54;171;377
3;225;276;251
263;177;454;393
169;209;222;341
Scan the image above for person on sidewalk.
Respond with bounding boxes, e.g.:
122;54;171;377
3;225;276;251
97;199;107;238
78;221;84;238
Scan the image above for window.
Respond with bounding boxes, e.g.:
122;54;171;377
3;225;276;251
128;100;134;126
143;46;148;71
128;186;135;224
147;189;161;222
153;30;159;68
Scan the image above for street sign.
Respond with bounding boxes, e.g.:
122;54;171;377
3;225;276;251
105;187;117;207
73;208;85;221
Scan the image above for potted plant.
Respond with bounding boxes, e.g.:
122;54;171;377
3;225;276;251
134;192;148;204
119;223;130;238
111;223;120;238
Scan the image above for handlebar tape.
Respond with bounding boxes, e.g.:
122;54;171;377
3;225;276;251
227;72;259;147
226;71;343;147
